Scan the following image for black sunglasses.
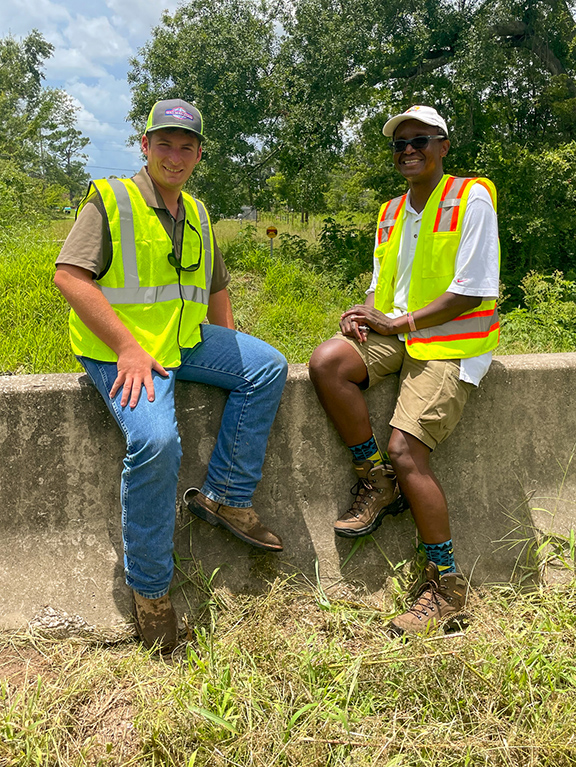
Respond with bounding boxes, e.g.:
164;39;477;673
167;219;203;272
389;134;446;153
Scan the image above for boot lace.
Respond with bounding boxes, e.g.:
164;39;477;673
406;579;448;621
344;478;379;519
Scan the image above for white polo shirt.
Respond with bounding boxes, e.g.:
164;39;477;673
367;183;500;386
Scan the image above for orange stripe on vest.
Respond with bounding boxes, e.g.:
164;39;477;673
377;200;393;245
452;308;497;322
407;321;500;345
433;176;455;232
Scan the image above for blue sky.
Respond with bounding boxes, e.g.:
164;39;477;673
1;0;181;179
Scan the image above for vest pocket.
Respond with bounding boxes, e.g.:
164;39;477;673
419;231;460;279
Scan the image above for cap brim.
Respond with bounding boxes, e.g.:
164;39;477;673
146;123;205;141
383;114;440;137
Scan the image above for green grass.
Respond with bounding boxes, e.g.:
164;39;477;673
2;222;576;375
0;224;80;375
1;573;576;766
213;213;325;245
226;249;370;363
0;219;368;374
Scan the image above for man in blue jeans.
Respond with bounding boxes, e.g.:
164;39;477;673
54;99;287;653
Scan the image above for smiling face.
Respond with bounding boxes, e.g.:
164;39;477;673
392;119;450;188
141;128;202;197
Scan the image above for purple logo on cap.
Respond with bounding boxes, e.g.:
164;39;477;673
165;107;194;121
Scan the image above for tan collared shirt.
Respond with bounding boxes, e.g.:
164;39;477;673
56;166;230;294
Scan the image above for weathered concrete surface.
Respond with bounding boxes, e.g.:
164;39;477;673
1;355;575;629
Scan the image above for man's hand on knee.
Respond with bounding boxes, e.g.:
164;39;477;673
110;345;168;407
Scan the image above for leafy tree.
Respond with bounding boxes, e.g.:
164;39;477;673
128;0;370;216
128;0;576;299
0;30;89;214
316;0;576;298
38;90;90;202
128;0;284;216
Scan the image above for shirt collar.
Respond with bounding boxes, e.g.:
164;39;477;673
132;166;185;221
405;193;421;216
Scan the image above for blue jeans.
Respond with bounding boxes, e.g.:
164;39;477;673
78;325;287;599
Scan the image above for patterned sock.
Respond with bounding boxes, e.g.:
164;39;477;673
423;539;456;575
349;435;388;466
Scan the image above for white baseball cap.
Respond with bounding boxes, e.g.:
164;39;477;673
382;105;448;137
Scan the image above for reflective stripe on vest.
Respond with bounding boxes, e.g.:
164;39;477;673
432;176;473;233
377;194;407;245
406;306;500;348
100;179;212;306
374;174;499;360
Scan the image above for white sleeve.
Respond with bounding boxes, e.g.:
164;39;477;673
447;184;500;298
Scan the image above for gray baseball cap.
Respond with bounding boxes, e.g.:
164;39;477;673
145;99;205;141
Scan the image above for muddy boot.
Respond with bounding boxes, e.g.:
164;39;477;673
184;488;283;552
334;460;407;538
389;562;468;637
132;591;178;654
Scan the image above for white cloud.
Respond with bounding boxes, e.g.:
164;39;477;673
0;0;71;38
3;7;133;77
104;0;181;39
46;46;109;79
62;14;130;61
65;75;132;125
64;84;143;177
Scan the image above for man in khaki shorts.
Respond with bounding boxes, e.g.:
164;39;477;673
309;105;499;635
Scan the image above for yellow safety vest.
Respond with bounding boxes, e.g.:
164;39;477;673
374;174;500;360
69;178;214;367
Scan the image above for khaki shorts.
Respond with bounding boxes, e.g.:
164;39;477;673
333;331;474;450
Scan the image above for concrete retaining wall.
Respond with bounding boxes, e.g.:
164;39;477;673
1;355;575;629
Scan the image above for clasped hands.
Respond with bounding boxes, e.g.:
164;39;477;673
340;304;397;343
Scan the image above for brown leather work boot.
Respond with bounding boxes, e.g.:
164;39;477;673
132;591;178;654
334;460;407;538
183;488;283;552
389;562;468;637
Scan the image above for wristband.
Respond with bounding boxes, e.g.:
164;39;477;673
407;312;417;333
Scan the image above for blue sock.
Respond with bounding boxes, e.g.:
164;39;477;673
349;435;388;465
423;539;456;575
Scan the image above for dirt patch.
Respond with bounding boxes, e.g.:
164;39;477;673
77;689;141;766
0;644;54;687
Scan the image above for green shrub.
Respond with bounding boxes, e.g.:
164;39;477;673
222;218;374;288
221;225;370;362
277;231;313;264
314;216;374;284
499;271;576;354
0;160;67;227
476;142;576;307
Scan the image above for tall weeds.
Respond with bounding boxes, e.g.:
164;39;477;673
0;224;78;375
1;575;576;766
2;221;576;375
